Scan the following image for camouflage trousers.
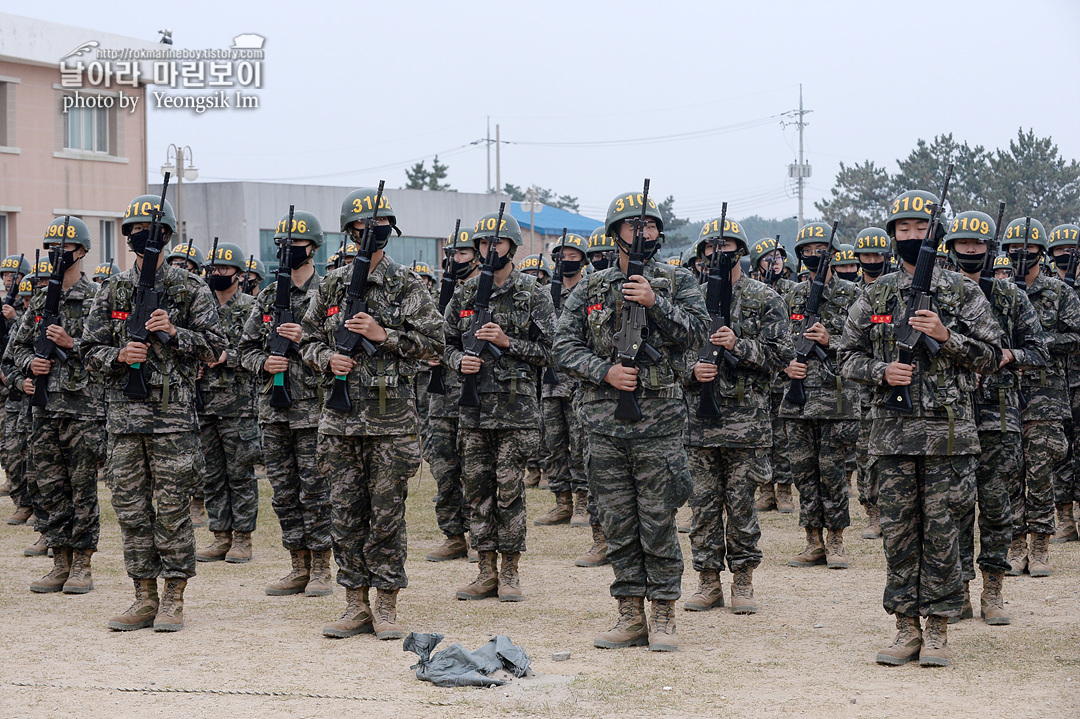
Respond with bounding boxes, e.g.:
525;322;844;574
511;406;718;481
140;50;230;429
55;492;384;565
1061;385;1080;505
200;415;260;533
587;431;688;601
959;431;1016;579
3;406;29;509
871;454;975;618
686;445;766;573
541;396;586;494
786;419;855;530
769;392;792;485
318;433;418;590
416;370;432;463
1014;421;1064;537
107;431;202;580
460;428;538;553
33;415;105;550
262;423;331;552
855;418;876;509
428;414;469;538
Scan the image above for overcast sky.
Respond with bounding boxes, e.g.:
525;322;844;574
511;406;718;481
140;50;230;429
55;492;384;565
9;0;1080;224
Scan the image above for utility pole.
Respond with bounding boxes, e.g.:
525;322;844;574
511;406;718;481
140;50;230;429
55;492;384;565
786;84;812;229
486;116;491;193
528;186;536;258
495;124;501;197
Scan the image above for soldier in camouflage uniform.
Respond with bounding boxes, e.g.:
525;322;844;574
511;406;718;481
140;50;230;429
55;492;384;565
445;211;555;603
411;260;438;463
91;261;120;284
782;224;861;570
554;189;709;652
13;218;106;594
948;211;1047;625
683;218;793;615
1;254;32;518
536;233;590;529
518;253;553;485
82;195;227;632
1047;223;1080;543
425;227;480;562
239;210;334;598
852;227;892;539
301;188;443;640
1002;217;1080;577
838;188;1003;667
748;236;798;514
240;257;266;297
193;242;261;565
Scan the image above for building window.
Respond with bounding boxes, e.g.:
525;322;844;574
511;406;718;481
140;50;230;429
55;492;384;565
0;214;7;258
64;103;109;153
0;82;10;147
99;220;115;264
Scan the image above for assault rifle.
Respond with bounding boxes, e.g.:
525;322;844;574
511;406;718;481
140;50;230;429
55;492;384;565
241;255;257;294
978;202;1007;301
325;181;386;413
784;222;838;406
427;219;460;396
122;174;173;399
762;234;781;287
883;164;953;413
0;253;25;351
543;227;568;385
696;202;740;418
1013;216;1033;291
459;203;507;408
267;205;296;408
194;236;219;412
611;179;662;422
30;220;71;408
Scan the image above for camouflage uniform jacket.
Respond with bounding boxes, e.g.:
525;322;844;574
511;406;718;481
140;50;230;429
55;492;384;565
553;259;709;439
1019;272;1080;421
429;280;466;420
81;264;227;435
779;274;861;420
11;274;104;419
768;275;798;396
238;272;323;429
300;256;444;437
974;278;1048;434
541;279;582;400
1065;281;1080;388
684;275;793;448
444;266;555;430
836;265;1003;456
198;290;257;418
2;304;27;409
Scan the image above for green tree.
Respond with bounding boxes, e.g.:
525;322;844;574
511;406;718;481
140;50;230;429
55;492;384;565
501;184;579;212
986;128;1080;229
813;160;894;239
738;215;802;256
892;134;991;213
404;156;453;191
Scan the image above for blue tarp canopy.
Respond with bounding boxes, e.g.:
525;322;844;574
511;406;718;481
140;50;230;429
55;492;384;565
508;202;603;236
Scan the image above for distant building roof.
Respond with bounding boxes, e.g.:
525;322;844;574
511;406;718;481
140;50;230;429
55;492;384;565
508;202;603;236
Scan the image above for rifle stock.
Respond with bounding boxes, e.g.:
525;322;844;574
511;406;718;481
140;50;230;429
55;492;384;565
696;202;739;419
543;227;568;385
427;219;461;396
459;203;507;408
268;206;296;409
30;222;72;408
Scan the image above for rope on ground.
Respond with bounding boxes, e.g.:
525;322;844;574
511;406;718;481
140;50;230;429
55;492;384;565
3;681;458;706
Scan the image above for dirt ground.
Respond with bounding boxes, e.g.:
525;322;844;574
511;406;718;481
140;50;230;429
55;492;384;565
1;466;1078;719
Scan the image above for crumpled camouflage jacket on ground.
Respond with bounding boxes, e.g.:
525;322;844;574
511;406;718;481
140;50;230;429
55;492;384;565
444;266;554;430
779;274;861;420
975;278;1048;434
198;290;257;418
683;274;793;448
301;255;444;436
11;274;103;419
553;259;709;439
238;271;323;429
1018;271;1080;421
837;265;1003;456
81;263;227;434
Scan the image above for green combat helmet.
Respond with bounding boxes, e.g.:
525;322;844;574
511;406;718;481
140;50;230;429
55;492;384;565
604;189;664;260
854;227;891;255
340;187;401;250
474;211;523;246
587;225;617;270
1;254;33;277
885;189;939;237
33;256;53;277
17;277;32;297
795;221;838;252
992;253;1012;272
552;232;587;255
666;255;682;267
945;211;996;246
749;236;786;269
43;216;92;251
831;243;860;281
797;261;810;281
412;261;436;282
121;194;177;245
517;253;549;278
1049;223;1080;249
783;253;798;278
208;241;248;271
274;210;325;247
166;241;205;270
696;216;749;259
92;261;120;282
1001;217;1048;251
244;256;267;281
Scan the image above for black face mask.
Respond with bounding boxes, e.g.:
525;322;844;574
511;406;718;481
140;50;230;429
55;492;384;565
1052;253;1073;270
953;252;988;273
55;249;78;273
370;224;394;251
1008;250;1040;273
859;260;885;278
449;259;475;281
278;244;310;270
128;229;151;256
834;269;859;282
801;253;823;273
482;248;512;271
560;259;583;277
590;254;611;272
894;239;924;266
208;274;236;292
